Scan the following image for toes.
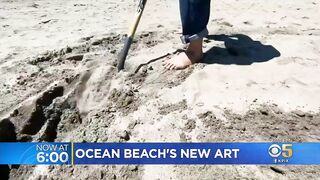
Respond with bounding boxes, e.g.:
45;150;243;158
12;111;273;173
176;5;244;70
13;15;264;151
168;63;176;70
164;62;173;70
162;61;167;66
169;64;176;70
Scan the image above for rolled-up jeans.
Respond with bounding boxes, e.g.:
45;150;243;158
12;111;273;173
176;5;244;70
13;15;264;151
179;0;211;44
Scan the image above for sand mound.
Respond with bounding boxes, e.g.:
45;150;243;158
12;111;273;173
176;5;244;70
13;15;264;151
0;31;319;179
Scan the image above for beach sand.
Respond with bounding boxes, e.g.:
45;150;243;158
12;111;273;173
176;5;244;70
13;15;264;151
0;0;320;179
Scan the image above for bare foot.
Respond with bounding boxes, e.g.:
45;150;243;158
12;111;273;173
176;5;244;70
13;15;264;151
163;39;203;70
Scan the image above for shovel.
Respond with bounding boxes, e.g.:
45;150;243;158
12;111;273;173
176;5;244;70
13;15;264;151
117;0;148;71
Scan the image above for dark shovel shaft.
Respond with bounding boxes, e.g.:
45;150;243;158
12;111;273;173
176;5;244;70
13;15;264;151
117;37;133;71
117;0;147;71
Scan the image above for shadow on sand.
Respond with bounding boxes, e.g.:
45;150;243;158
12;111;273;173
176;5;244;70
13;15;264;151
203;34;281;65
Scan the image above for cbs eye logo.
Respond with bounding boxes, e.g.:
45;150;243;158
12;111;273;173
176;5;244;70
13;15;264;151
268;144;293;158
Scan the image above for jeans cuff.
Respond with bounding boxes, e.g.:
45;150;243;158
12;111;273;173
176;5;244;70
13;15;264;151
180;28;209;44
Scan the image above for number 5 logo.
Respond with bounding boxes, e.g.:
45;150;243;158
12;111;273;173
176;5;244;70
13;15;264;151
269;144;293;158
282;144;293;158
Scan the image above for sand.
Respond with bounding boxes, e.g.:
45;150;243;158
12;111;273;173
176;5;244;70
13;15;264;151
0;0;320;179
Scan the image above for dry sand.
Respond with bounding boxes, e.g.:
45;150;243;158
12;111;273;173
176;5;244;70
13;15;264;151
0;0;320;179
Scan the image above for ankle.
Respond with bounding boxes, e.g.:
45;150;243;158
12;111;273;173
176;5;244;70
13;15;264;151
187;39;203;52
185;39;203;63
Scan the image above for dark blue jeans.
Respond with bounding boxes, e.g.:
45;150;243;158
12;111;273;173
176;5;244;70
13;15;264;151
179;0;211;44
